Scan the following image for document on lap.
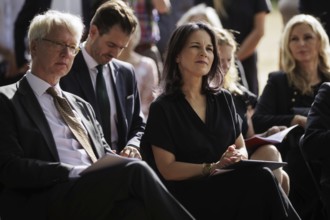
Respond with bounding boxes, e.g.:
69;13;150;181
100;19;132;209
80;153;139;175
222;159;287;170
244;124;299;150
212;159;287;176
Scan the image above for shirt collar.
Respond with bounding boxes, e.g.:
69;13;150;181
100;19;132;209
81;41;99;71
26;71;62;97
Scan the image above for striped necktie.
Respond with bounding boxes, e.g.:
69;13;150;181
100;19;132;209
47;87;97;163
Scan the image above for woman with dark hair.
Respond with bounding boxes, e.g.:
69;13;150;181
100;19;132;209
141;22;300;220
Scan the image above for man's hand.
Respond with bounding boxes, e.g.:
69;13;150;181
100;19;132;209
119;146;142;159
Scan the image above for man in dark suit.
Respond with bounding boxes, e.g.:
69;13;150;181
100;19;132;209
60;1;144;158
303;82;330;219
0;9;194;220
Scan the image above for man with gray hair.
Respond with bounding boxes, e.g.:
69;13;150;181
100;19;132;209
0;9;194;220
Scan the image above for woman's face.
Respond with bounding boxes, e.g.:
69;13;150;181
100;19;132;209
289;23;320;64
218;44;234;74
176;30;214;80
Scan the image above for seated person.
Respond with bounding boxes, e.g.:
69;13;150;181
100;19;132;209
252;14;330;219
0;9;194;220
141;22;300;220
302;82;330;219
60;1;145;157
215;27;290;194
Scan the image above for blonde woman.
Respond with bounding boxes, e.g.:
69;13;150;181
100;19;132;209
215;27;290;195
253;14;330;219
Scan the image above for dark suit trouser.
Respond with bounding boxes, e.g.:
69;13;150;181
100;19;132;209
320;162;330;219
322;182;330;219
1;160;194;220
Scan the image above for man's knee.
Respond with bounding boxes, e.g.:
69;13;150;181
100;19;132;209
112;198;148;220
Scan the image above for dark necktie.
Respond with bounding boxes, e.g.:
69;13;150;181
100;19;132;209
47;87;97;163
96;65;111;145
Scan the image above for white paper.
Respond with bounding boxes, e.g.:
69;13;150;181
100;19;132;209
80;153;139;175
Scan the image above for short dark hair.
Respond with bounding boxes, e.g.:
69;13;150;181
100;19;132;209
91;0;138;36
161;22;223;95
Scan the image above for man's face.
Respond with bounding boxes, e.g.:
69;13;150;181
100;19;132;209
87;24;132;65
30;25;79;84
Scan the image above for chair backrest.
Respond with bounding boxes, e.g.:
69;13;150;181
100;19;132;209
299;134;328;219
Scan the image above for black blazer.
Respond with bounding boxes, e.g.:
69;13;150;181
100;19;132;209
0;76;111;216
302;82;330;220
252;71;324;133
303;82;330;161
60;52;145;152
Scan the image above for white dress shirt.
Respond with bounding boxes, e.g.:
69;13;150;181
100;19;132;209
26;71;91;177
81;44;119;148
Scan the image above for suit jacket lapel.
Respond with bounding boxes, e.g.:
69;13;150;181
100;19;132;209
18;78;59;160
109;62;128;146
72;52;100;114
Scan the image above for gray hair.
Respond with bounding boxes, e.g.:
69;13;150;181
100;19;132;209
28;10;84;46
176;3;222;29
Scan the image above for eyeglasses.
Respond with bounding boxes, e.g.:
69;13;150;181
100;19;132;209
41;38;80;55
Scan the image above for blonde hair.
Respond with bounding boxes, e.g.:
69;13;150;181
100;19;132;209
213;0;227;18
280;14;330;94
214;28;243;95
176;3;222;28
